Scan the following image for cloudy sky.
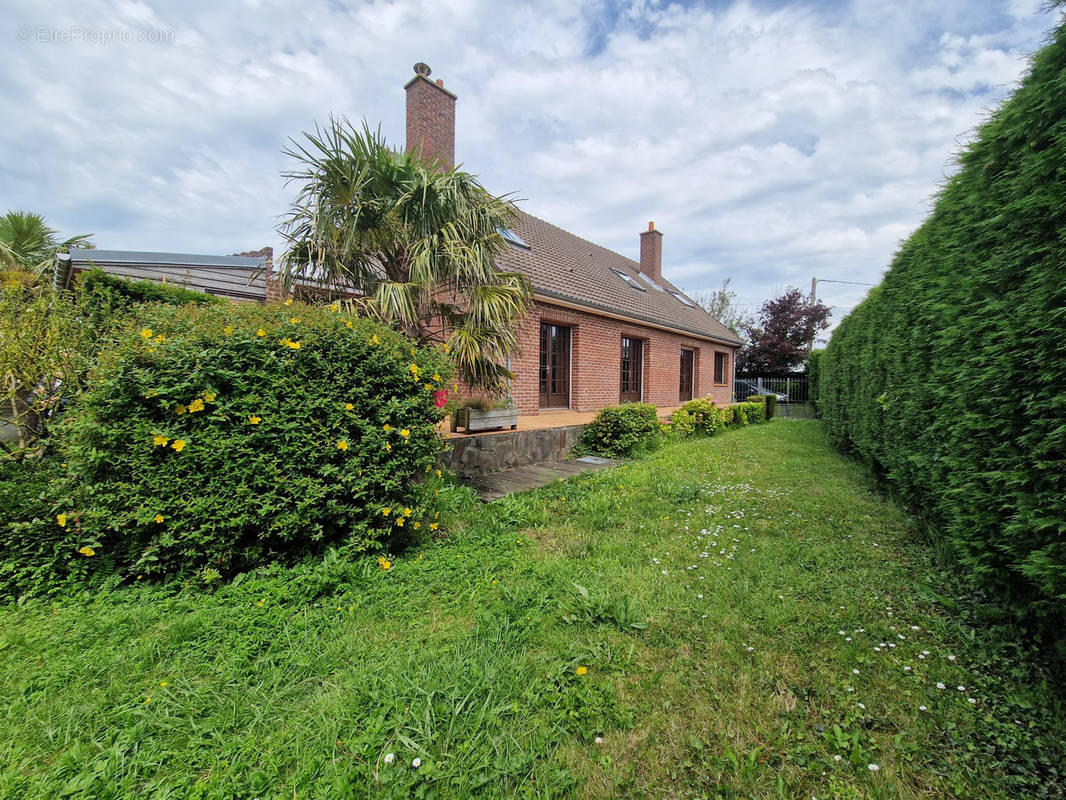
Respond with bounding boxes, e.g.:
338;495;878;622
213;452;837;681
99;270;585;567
3;0;1060;328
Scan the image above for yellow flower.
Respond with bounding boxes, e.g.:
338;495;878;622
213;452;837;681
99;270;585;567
378;556;392;570
423;383;433;390
413;521;421;530
409;363;420;376
336;440;349;451
345;403;354;411
154;514;165;523
171;439;186;452
382;507;392;516
384;442;392;452
202;390;217;402
159;681;169;687
399;429;410;439
187;398;205;413
436;469;442;479
153;334;166;344
57;514;67;527
576;666;588;676
369;334;380;345
249;415;261;425
256;328;267;337
432;373;441;382
140;328;153;339
395;516;405;527
223;325;234;335
383;423;392;432
78;546;95;557
289;316;299;324
287;340;301;349
153;434;169;446
284;298;293;305
429;522;439;531
344;319;353;328
403;507;412;517
329;303;339;312
175;404;187;416
143;696;151;704
144;388;158;398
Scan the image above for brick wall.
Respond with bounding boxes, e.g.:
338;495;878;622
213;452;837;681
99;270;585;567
510;300;736;415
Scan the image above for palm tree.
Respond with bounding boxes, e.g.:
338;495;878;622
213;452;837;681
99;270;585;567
279;118;531;393
0;210;93;282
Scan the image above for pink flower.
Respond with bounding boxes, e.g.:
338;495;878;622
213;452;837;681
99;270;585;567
434;389;449;409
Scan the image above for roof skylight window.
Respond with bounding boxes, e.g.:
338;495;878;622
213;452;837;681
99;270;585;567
669;289;696;307
497;227;530;250
611;267;646;292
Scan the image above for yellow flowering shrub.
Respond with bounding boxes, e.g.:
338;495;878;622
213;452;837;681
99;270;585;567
50;301;452;581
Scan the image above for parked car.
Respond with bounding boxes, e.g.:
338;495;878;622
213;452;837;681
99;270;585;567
734;379;787;402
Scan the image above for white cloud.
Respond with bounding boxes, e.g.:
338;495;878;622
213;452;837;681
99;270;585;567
0;0;1059;324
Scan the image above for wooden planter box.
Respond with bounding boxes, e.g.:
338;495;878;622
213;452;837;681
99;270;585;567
455;406;518;433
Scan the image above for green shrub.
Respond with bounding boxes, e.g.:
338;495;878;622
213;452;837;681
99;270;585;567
79;267;221;309
679;397;729;436
733;401;765;426
820;23;1066;635
15;301;452;589
670;408;696;438
580;402;660;457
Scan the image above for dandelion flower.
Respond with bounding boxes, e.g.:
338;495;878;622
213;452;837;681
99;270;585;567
154;514;165;523
383;752;395;765
576;666;588;676
140;328;153;339
249;415;261;425
399;429;410;439
336;440;348;451
171;439;186;452
78;546;95;557
153;434;169;446
57;514;67;527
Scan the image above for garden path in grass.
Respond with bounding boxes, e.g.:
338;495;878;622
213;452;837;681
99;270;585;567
0;420;1062;799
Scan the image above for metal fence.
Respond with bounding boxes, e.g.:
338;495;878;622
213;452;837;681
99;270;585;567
735;375;813;417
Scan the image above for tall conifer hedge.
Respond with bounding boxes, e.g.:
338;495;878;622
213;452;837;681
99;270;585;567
820;20;1066;634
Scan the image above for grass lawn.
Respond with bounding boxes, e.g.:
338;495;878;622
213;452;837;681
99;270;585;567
1;420;1062;799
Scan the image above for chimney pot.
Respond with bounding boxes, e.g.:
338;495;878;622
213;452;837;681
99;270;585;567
413;62;431;77
648;221;655;231
436;78;444;87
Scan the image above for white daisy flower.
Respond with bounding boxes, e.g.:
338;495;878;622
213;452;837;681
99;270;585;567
412;757;421;769
384;753;395;765
936;682;946;690
868;763;880;772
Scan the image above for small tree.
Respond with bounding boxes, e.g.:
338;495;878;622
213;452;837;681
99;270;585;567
279;119;532;394
0;210;92;282
739;288;830;375
687;278;751;337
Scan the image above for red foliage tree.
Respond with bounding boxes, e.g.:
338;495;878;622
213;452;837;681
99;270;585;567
739;288;831;375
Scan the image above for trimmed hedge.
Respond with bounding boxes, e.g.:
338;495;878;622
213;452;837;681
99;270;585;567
1;301;453;594
820;23;1066;633
79;267;221;309
580;402;661;457
807;350;823;414
679;397;729;435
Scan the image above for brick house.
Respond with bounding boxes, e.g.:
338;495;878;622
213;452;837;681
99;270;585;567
403;64;742;415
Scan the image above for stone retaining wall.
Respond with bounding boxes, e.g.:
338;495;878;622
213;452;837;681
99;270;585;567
446;424;586;476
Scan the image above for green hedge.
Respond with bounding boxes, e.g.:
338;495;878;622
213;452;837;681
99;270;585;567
1;301;453;595
807;350;823;414
79;267;221;309
679;397;729;435
580;402;661;457
820;23;1066;633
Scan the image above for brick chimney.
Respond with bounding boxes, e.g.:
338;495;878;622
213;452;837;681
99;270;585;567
232;246;282;302
639;221;662;283
404;62;456;170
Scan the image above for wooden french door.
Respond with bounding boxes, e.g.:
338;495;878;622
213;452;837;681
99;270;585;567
539;322;571;408
620;337;643;403
679;349;694;402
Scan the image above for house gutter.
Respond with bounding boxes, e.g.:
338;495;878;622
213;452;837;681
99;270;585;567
532;290;743;348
